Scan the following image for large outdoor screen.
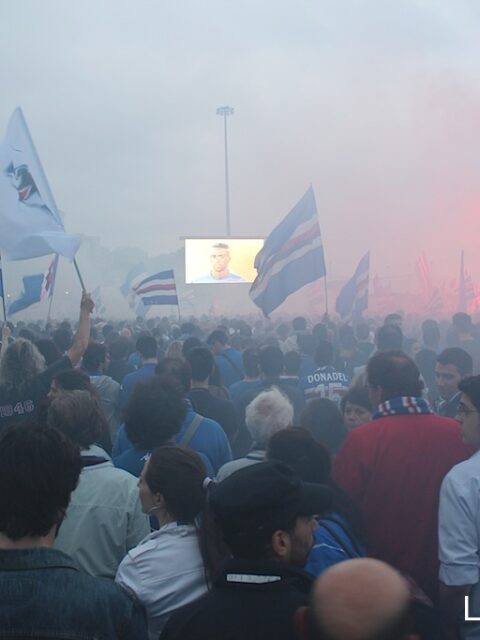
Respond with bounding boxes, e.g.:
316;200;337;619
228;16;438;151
185;238;264;284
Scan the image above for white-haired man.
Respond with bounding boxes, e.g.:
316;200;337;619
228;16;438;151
216;386;293;481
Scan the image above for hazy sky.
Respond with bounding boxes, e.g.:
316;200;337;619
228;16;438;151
2;0;480;285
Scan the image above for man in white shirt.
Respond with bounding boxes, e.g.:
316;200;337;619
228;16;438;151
439;375;480;639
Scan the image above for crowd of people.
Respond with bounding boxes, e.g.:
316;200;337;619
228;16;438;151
1;296;480;639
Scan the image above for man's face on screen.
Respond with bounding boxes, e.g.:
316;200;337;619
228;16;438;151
210;247;230;277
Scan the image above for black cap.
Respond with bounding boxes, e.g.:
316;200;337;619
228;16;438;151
210;461;332;543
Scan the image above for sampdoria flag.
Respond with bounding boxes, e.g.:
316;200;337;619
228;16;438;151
8;273;44;315
335;252;370;321
40;253;59;301
249;186;327;317
0;108;81;261
133;270;178;306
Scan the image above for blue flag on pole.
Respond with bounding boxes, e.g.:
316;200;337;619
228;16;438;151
8;273;44;315
335;252;370;321
0;108;81;261
249;186;327;317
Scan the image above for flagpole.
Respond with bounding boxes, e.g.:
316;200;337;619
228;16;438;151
323;276;329;318
73;258;87;293
46;254;59;323
47;290;55;323
0;253;7;322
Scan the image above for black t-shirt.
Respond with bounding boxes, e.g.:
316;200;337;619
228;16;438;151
0;355;72;428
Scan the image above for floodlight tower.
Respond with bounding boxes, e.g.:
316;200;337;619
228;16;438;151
216;105;234;236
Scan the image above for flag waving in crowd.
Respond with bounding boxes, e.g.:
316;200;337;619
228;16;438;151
133;269;178;307
8;274;45;315
0;108;80;261
250;186;327;317
335;251;370;321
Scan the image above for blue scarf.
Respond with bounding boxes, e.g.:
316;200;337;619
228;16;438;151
372;396;433;420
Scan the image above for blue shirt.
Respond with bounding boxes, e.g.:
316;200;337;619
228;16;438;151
112;399;227;474
191;272;246;283
305;513;366;577
120;363;157;409
114;442;214;478
228;379;262;402
215;347;244;387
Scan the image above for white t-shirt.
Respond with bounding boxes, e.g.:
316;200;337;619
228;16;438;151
116;522;208;639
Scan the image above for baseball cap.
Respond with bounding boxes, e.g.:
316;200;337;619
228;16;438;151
210;461;332;543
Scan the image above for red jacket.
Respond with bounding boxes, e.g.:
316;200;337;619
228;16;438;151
333;413;471;601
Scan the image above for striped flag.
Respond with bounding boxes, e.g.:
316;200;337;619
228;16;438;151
249;186;327;317
335;252;370;321
133;269;178;306
40;253;59;301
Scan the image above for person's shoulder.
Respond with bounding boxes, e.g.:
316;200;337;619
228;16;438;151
420;413;464;436
445;451;480;484
76;570;140;609
226;272;246;282
195;413;224;434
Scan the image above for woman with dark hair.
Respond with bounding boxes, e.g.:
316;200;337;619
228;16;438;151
266;427;366;576
116;446;226;639
340;386;372;432
300;397;347;455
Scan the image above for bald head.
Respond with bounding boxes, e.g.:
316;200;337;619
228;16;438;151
312;559;411;640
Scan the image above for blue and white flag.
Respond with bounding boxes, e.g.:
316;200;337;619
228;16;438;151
8;273;44;315
133;270;178;307
335;251;370;321
249;186;327;317
0;108;81;261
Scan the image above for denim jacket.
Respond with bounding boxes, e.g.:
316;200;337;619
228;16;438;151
0;547;148;639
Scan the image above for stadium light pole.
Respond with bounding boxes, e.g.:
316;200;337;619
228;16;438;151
216;105;234;236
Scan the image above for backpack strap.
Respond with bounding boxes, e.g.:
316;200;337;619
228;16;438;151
178;413;204;448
